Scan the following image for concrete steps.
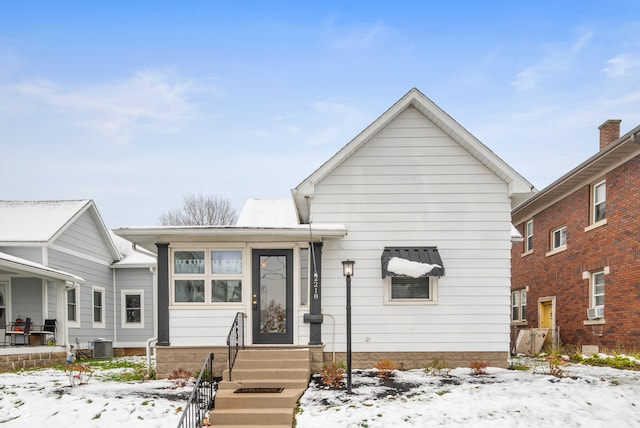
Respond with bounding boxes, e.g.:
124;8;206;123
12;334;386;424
210;348;310;427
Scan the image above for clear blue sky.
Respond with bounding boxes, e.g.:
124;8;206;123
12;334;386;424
2;1;639;227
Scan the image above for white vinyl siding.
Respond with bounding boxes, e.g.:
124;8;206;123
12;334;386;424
310;107;513;353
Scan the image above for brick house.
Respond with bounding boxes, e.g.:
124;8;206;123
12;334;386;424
511;120;640;354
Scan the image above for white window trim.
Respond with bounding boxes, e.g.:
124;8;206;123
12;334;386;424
524;220;534;254
546;225;567;256
591;179;606;224
171;247;245;307
383;276;438;305
590;270;605;309
511;288;527;325
121;289;144;329
67;286;80;328
92;286;106;329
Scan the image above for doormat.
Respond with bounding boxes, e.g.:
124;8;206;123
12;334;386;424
234;387;284;393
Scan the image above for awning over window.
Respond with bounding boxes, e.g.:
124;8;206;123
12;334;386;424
381;247;444;278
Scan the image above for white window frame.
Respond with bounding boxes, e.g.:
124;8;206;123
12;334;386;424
121;290;144;328
92;286;106;328
591;271;605;309
524;220;534;253
592;180;606;224
171;247;244;306
67;286;80;328
384;276;438;305
511;289;527;323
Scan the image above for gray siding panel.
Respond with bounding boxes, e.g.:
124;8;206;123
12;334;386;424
48;248;114;347
0;246;43;263
10;277;43;326
54;211;114;262
114;268;155;344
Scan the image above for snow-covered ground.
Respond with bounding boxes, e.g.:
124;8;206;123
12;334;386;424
2;355;640;427
0;357;189;427
297;356;640;427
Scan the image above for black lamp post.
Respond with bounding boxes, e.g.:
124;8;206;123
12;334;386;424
342;259;355;393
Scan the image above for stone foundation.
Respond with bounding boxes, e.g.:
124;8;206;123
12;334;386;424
0;351;67;372
323;351;509;370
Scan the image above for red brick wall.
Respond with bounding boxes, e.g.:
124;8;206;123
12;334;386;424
511;154;640;350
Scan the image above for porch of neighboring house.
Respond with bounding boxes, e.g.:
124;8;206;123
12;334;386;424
0;345;68;371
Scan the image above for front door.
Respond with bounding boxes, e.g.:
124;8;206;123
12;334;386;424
538;299;555;351
252;249;293;344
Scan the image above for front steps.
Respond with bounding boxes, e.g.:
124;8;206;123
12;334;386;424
210;348;310;427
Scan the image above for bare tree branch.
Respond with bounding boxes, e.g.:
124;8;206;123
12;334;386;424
159;193;237;226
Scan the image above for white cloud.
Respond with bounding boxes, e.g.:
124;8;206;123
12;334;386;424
327;19;389;50
0;69;213;143
602;54;640;77
511;31;593;92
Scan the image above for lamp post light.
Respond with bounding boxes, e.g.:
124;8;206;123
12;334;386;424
342;259;355;393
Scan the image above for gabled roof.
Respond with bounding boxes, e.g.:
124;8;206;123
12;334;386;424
292;88;535;223
0;199;121;261
512;123;640;224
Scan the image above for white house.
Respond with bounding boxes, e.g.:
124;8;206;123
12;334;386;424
115;88;534;376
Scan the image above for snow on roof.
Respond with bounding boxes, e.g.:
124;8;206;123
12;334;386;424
387;257;441;277
0;251;84;283
236;199;299;227
0;200;90;242
109;231;156;266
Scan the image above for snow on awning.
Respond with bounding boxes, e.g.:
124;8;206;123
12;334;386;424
381;247;444;278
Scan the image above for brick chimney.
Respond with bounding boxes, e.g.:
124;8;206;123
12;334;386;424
598;119;621;150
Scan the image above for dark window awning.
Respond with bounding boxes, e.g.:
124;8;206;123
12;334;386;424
381;247;444;278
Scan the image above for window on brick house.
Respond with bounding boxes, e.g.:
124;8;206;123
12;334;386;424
592;180;606;223
551;225;567;250
524;220;533;253
511;289;526;322
591;271;605;308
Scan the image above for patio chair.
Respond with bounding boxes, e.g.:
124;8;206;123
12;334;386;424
4;318;31;346
43;319;57;344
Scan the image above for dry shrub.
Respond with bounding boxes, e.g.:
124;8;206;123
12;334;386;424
374;359;398;379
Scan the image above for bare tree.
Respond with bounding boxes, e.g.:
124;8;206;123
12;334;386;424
159;193;237;226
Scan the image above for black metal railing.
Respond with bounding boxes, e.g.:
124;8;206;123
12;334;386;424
176;352;216;428
226;311;247;381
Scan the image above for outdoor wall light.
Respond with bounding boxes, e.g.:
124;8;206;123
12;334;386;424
342;259;355;393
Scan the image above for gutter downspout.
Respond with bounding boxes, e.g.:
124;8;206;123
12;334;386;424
146;337;158;371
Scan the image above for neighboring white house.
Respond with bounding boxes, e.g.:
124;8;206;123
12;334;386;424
0;200;156;362
115;88;535;375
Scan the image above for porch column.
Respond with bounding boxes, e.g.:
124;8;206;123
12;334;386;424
55;280;67;346
305;242;323;345
156;243;170;346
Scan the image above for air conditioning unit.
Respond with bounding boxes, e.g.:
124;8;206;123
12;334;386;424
587;306;605;320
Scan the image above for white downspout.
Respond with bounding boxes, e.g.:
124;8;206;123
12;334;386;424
113;270;118;347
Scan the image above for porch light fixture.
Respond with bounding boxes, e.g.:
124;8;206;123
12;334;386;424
342;259;355;393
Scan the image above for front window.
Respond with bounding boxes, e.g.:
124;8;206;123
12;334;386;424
593;180;606;223
93;286;105;328
512;289;527;322
122;290;144;327
172;249;243;304
592;271;605;308
386;276;435;303
551;226;567;250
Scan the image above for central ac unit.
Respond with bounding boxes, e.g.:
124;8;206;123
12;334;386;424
587;306;605;320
